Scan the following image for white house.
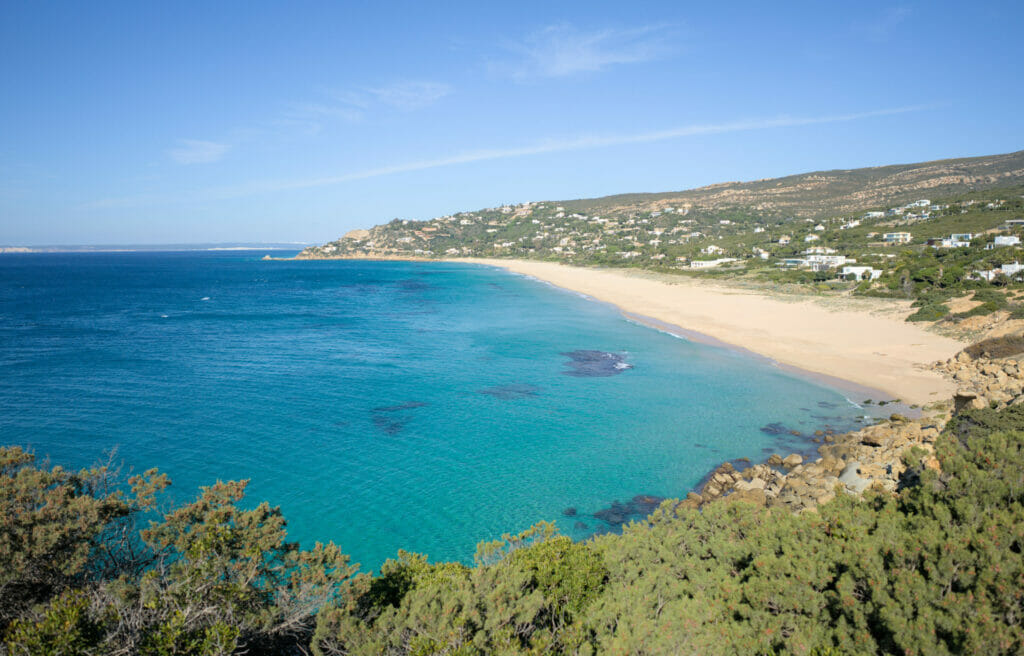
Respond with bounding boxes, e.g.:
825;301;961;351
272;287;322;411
701;244;725;255
864;211;885;219
987;235;1022;250
841;266;882;280
1005;262;1024;276
803;246;837;255
690;258;738;269
974;261;1024;281
806;254;850;268
883;232;913;244
778;235;792;245
814;224;826;232
804;234;820;242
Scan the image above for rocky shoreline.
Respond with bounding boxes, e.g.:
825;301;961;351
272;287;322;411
686;343;1024;513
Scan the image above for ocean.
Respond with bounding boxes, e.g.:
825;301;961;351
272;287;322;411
0;252;881;570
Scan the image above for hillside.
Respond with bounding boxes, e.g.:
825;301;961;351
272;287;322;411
299;149;1024;264
559;149;1024;219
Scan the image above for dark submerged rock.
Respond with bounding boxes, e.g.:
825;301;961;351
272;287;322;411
560;350;633;377
371;401;427;434
373;401;428;413
593;494;665;527
760;422;790;436
373;416;407;435
478;383;541;400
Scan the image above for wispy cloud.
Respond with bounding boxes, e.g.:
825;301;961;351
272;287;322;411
496;24;674;80
856;6;912;41
366;81;452;110
88;105;933;209
167;139;231;164
277;81;452;134
215;105;936;195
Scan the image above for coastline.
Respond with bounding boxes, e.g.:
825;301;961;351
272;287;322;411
618;310;898;411
452;258;963;406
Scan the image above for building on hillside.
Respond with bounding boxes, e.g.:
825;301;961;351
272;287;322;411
701;244;725;255
864;211;885;219
883;232;913;244
928;237;971;248
804;234;820;242
806;254;850;268
803;246;837;255
690;258;738;269
974;261;1024;281
987;235;1022;249
841;266;882;280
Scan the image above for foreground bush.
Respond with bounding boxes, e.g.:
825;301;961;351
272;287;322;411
4;405;1024;654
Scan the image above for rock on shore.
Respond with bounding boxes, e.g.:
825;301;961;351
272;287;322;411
684;344;1024;513
688;409;945;513
932;349;1024;411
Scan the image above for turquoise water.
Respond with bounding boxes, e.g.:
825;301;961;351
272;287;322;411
0;252;877;570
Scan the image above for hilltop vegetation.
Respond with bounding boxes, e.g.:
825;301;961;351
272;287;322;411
4;402;1024;654
300;151;1024;326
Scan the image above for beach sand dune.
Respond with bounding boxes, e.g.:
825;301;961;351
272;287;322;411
462;259;963;406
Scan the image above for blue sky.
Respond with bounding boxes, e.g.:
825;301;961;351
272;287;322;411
1;1;1022;245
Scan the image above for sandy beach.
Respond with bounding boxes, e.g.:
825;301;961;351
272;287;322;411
459;258;964;405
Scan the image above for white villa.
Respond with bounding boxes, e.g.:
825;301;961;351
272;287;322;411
883;232;913;244
841;265;883;281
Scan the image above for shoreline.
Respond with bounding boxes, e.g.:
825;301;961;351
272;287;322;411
452;258;964;405
288;254;963;405
618;310;899;411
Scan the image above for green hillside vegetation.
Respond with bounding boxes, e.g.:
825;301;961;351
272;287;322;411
301;151;1024;322
4;403;1024;654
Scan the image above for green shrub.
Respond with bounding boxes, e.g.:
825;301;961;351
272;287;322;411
964;333;1024;359
954;300;1001;319
8;403;1024;655
907;303;950;321
972;289;1010;308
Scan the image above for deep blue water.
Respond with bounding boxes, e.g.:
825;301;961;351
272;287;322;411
0;252;878;570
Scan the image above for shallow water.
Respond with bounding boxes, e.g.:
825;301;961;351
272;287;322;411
0;252;882;570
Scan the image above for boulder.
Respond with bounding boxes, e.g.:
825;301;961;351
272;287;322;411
954;389;984;413
839;462;870;494
782;454;803;469
729;488;766;507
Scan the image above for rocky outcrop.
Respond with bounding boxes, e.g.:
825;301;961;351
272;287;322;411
932;349;1024;411
688;413;945;513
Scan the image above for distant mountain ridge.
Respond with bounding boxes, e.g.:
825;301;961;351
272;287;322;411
556;149;1024;220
